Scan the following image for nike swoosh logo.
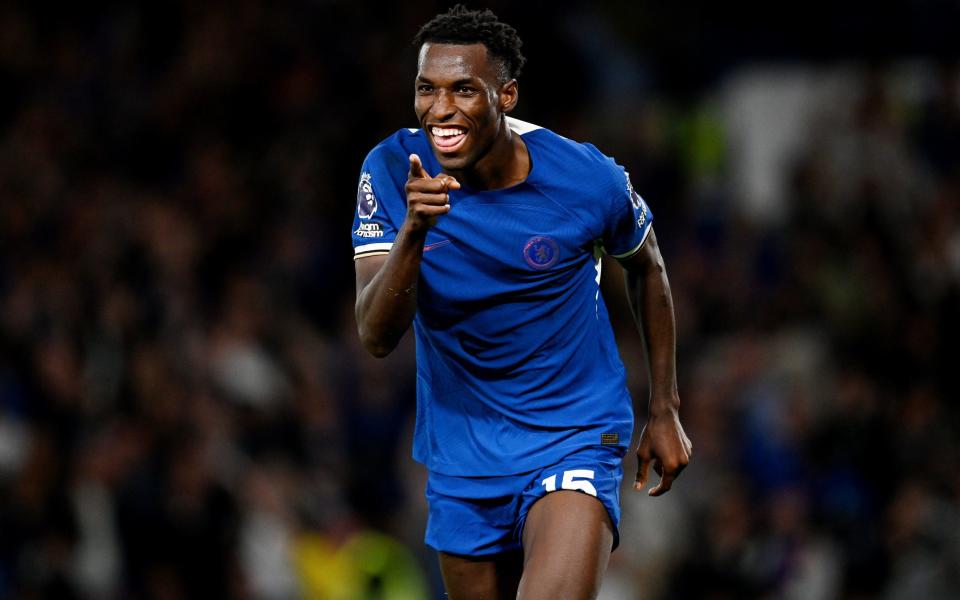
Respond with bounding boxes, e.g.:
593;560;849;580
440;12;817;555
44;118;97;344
424;239;452;252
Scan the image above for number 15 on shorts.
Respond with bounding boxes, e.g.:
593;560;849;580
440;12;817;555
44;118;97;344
541;469;597;497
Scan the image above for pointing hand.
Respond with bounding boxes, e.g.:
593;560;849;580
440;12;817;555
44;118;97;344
405;153;460;232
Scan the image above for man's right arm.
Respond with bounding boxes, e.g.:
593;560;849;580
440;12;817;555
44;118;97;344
354;154;458;357
354;227;426;357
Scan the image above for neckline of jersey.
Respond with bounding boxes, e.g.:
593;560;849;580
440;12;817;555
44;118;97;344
430;129;539;195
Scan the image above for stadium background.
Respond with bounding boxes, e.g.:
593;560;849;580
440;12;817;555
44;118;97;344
1;0;959;598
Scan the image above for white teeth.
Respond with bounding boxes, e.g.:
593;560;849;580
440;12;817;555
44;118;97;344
431;127;466;138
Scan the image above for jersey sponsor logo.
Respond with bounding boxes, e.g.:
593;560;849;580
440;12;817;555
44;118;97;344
355;222;384;238
523;235;559;270
357;172;377;219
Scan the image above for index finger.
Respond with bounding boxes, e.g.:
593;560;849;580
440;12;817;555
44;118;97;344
409;154;430;179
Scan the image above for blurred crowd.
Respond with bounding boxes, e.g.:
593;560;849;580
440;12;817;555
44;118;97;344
0;1;958;599
594;58;960;598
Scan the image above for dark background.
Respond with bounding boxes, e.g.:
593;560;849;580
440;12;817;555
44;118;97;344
1;1;959;598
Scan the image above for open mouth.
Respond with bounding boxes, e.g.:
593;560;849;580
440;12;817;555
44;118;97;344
430;126;468;152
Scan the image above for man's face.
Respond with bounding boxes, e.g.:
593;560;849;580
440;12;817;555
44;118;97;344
414;43;515;172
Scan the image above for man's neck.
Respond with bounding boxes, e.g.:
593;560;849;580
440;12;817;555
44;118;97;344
448;119;530;190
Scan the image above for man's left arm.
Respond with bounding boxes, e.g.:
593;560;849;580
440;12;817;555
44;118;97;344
619;227;693;496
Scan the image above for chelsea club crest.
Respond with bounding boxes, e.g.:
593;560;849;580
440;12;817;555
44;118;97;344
523;236;559;270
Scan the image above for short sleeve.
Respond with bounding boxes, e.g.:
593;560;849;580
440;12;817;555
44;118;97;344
352;148;405;260
602;170;653;259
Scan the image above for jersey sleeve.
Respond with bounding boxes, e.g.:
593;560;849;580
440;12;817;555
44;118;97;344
352;147;406;260
601;169;654;259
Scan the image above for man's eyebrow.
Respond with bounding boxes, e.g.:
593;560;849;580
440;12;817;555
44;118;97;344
415;76;480;86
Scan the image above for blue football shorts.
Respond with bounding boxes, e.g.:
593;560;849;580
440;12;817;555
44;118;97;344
424;444;627;556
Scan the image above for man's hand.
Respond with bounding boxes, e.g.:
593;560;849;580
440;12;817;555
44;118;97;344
405;153;460;232
634;408;692;496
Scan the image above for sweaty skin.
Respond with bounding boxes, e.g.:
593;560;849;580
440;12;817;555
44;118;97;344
414;43;529;188
354;42;691;600
355;43;525;358
621;230;693;497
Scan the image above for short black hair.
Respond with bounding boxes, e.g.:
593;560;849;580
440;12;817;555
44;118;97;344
413;5;526;83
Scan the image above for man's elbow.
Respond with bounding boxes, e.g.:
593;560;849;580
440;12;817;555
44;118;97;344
364;341;394;359
357;325;396;358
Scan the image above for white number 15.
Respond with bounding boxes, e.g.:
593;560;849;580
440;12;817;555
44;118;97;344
541;469;597;497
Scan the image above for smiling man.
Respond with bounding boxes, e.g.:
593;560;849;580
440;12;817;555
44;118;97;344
352;6;691;599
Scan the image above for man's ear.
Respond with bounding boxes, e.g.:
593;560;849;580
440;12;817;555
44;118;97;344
499;79;518;114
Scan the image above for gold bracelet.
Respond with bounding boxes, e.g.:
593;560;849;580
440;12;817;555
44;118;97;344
385;286;416;297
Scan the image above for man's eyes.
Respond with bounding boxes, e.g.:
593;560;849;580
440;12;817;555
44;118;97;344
415;85;477;95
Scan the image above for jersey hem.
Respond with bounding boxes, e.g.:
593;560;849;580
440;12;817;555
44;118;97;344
415;430;632;478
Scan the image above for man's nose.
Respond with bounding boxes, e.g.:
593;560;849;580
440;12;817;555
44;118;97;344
431;90;455;120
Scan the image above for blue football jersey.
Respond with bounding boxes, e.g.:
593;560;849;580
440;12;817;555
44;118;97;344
352;118;653;476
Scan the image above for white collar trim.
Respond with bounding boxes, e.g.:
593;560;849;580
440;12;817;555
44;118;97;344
506;117;542;135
